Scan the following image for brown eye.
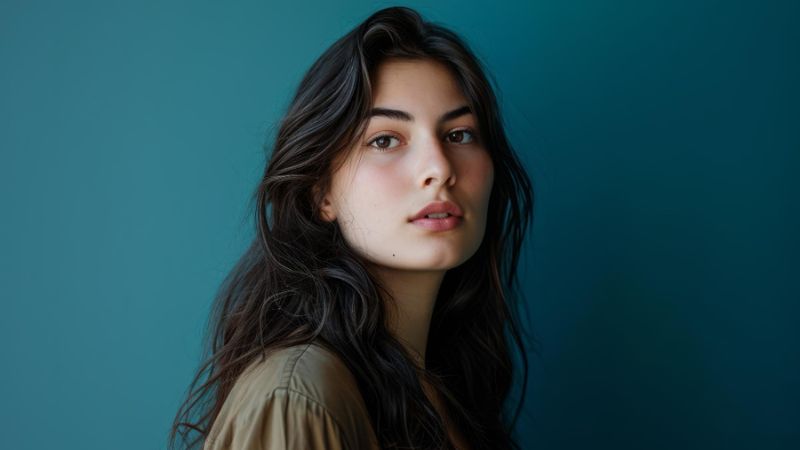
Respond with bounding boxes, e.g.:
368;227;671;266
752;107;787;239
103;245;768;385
446;129;477;144
367;134;401;151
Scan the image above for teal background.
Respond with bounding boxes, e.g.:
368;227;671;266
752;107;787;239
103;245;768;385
1;1;797;449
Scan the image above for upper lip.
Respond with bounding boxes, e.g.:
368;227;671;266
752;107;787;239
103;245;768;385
409;200;464;221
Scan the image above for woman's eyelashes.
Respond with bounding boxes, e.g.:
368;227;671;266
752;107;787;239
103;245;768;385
366;128;479;152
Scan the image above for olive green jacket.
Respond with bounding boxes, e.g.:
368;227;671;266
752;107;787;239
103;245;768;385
203;342;380;450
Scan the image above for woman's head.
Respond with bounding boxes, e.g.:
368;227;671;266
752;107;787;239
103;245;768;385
264;6;530;286
319;57;495;274
171;6;533;450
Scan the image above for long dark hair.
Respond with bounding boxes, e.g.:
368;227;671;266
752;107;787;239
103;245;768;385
169;6;534;450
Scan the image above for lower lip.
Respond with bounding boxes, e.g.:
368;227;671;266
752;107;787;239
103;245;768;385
410;216;463;231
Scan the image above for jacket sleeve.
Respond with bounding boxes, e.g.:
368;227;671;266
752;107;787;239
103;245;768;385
204;388;354;450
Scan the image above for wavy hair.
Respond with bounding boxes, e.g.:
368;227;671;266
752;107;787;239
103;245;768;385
169;6;535;450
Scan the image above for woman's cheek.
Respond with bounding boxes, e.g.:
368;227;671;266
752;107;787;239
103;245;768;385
459;152;493;194
356;161;407;203
474;152;494;190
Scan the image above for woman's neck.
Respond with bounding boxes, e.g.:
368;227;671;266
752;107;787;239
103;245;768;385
370;266;446;369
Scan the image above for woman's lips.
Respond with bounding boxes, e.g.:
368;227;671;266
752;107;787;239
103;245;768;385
409;215;463;231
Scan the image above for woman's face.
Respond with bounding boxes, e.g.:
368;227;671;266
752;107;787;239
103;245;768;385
320;57;494;273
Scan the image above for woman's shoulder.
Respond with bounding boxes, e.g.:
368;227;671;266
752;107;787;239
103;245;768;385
237;341;365;411
205;340;378;449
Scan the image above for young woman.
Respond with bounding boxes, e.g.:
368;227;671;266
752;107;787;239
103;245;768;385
169;6;534;450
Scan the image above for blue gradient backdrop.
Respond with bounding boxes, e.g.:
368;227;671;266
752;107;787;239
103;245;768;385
1;1;797;449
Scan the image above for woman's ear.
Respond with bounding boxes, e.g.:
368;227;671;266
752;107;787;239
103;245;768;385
319;195;336;222
313;183;336;222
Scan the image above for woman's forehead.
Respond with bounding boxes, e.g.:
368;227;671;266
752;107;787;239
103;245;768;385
370;58;469;115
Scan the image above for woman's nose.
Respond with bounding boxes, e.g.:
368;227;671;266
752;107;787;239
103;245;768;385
416;134;456;188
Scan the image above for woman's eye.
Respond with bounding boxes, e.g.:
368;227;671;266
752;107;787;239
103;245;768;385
367;128;477;152
367;134;401;151
446;129;477;144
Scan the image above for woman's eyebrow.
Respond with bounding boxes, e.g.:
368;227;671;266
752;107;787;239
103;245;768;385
368;105;472;126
